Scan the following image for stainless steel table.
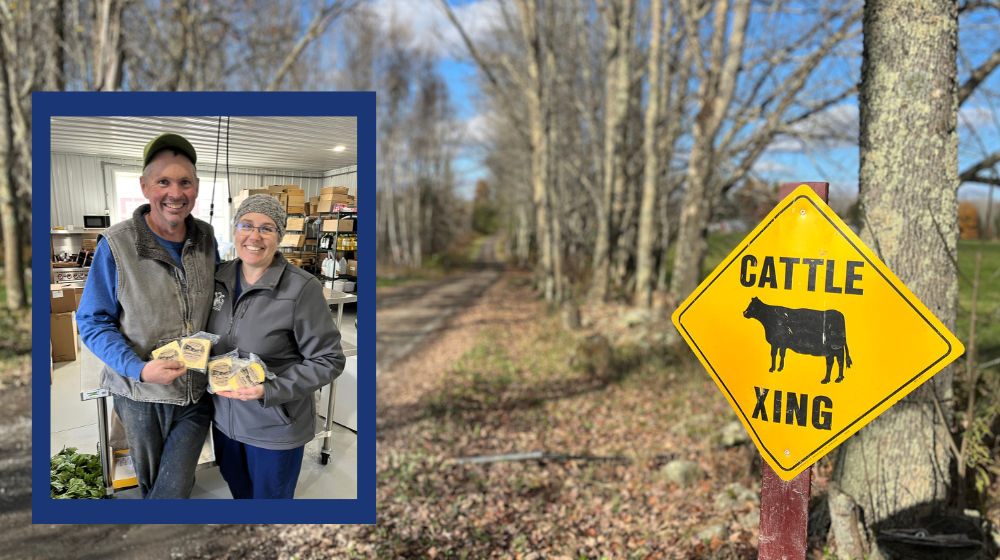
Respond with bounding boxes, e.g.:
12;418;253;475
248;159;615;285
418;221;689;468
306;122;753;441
318;288;357;464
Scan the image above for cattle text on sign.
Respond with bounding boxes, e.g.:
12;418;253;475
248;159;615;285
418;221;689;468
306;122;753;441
671;185;964;481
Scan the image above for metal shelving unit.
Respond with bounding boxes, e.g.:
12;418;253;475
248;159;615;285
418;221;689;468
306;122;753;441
313;208;357;285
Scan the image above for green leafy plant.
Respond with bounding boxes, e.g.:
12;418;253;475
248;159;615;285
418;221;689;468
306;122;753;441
50;447;112;499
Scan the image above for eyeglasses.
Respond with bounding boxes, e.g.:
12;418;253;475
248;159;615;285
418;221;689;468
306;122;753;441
235;222;278;236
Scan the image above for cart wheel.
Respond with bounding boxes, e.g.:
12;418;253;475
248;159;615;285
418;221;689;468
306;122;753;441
321;453;330;465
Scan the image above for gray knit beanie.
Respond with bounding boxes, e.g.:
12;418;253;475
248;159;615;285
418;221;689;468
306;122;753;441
234;194;288;240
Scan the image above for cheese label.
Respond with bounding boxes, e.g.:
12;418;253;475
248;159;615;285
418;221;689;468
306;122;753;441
230;363;265;390
208;358;234;393
181;338;211;370
151;341;182;362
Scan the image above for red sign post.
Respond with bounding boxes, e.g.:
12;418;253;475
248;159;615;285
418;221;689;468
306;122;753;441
756;181;827;560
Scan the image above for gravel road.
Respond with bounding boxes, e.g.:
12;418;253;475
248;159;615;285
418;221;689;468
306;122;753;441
376;235;504;374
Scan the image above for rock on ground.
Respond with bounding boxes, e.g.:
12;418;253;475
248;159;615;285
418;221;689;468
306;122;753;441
662;460;705;488
714;482;759;511
719;420;750;446
695;523;728;542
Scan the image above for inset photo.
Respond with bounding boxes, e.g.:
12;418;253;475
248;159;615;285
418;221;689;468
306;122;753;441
34;93;373;524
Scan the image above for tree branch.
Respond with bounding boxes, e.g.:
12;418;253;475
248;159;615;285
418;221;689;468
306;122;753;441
265;0;351;91
960;151;1000;183
435;0;531;146
958;46;1000;105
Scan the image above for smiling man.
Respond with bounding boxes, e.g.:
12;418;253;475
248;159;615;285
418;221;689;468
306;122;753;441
77;132;219;499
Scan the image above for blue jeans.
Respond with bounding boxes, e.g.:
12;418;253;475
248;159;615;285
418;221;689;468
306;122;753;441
113;396;213;499
213;427;305;499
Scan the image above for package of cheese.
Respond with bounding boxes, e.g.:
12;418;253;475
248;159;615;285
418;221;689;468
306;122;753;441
206;353;237;394
150;341;182;362
177;331;220;372
229;362;266;391
226;353;276;392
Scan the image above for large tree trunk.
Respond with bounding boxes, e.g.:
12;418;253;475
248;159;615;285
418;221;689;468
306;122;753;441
0;35;25;310
93;0;124;91
514;0;553;300
829;1;958;558
634;0;664;308
669;0;750;302
47;0;66;91
589;0;634;301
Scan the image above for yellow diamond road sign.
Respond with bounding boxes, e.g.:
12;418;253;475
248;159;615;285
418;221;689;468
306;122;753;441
671;185;964;481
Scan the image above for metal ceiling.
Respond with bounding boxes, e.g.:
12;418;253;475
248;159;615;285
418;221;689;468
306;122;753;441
50;116;357;172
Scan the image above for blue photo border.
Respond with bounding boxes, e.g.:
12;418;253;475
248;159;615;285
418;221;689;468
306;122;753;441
32;92;375;523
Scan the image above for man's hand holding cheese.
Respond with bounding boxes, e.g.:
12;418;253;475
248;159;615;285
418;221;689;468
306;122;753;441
77;133;219;499
140;359;187;385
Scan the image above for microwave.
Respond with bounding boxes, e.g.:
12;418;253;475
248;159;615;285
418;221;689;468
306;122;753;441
83;215;111;229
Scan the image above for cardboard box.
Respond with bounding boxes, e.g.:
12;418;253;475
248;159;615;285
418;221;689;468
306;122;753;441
322;220;340;232
310;196;320;205
322;186;349;195
338;219;355;232
286;217;305;231
268;185;288;193
317;200;334;213
240;189;270;197
279;234;306;248
72;286;84;311
287;195;305;205
50;283;79;313
322;193;353;204
347;259;358;277
51;312;79;363
112;449;138;489
284;189;305;196
287;205;305;215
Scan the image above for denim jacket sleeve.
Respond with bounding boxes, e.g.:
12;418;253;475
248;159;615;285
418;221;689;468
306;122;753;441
261;277;346;408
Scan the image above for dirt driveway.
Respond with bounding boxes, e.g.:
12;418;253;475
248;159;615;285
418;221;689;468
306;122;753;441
376;235;504;373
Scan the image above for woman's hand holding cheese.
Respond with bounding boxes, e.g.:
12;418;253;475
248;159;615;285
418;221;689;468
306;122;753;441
215;385;265;401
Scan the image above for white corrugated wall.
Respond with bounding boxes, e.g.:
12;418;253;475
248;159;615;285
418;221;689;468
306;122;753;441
50;153;358;227
324;165;358;195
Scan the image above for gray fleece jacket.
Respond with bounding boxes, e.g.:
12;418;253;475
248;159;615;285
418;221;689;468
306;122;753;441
92;204;216;405
206;253;346;450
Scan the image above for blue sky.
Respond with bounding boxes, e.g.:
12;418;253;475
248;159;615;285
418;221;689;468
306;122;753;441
370;0;1000;203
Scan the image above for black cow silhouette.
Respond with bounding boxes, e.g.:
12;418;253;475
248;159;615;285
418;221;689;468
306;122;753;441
743;297;853;384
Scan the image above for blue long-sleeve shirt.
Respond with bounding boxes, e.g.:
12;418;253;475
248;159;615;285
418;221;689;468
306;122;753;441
77;219;220;381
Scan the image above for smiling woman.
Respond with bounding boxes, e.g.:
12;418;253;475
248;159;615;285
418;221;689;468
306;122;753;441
204;193;346;499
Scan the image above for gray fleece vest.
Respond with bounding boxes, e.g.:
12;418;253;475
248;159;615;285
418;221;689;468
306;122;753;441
98;204;216;405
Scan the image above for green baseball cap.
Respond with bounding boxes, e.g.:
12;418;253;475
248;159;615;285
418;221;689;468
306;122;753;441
143;133;197;169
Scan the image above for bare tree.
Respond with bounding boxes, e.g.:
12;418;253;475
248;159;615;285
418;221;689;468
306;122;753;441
669;0;862;302
0;22;25;309
828;0;960;557
586;0;635;301
439;0;558;299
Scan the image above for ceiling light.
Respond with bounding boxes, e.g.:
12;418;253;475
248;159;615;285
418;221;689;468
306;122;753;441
331;145;346;152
